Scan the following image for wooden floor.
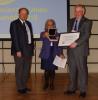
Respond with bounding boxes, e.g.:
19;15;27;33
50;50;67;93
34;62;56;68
0;73;98;100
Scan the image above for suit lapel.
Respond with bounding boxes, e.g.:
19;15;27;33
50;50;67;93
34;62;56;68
17;19;25;30
68;18;75;32
17;19;22;26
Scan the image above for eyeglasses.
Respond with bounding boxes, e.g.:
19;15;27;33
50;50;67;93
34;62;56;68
47;24;53;26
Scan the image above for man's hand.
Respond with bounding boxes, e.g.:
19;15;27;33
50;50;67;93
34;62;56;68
69;42;78;48
16;51;22;58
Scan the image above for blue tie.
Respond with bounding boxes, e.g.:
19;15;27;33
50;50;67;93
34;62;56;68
74;20;78;31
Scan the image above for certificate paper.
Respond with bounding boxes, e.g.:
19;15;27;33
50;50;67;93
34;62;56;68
53;55;67;68
58;32;80;46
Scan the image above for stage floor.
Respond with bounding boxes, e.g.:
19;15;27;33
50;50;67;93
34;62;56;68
0;73;98;100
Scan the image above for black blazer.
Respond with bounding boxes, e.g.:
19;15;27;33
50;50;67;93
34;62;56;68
10;19;34;57
67;16;92;56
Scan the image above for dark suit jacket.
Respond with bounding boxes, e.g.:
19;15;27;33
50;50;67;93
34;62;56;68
39;32;63;59
10;19;34;57
67;16;92;56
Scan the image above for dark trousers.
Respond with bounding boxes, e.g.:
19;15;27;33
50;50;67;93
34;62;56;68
14;55;32;90
67;51;88;92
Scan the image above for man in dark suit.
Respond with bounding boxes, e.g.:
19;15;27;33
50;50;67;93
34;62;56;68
10;8;34;94
64;5;92;97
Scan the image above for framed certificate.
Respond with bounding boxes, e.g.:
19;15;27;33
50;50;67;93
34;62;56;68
58;32;80;46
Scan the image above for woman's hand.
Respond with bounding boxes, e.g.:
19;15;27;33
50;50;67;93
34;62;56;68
44;32;49;38
60;54;65;59
42;32;50;39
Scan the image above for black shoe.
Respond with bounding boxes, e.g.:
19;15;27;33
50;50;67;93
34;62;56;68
79;92;86;98
43;84;49;90
18;89;27;94
64;90;76;95
25;88;32;93
25;88;31;92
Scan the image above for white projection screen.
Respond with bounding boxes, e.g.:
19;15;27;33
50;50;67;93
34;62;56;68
0;0;69;38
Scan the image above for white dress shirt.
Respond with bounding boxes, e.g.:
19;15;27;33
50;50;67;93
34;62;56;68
19;19;31;44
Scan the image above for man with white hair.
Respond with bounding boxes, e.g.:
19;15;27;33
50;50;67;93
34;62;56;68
65;4;92;97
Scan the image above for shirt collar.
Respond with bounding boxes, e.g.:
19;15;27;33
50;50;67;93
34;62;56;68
75;17;82;22
19;18;26;24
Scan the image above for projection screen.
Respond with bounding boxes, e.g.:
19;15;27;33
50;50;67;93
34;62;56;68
0;0;69;38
